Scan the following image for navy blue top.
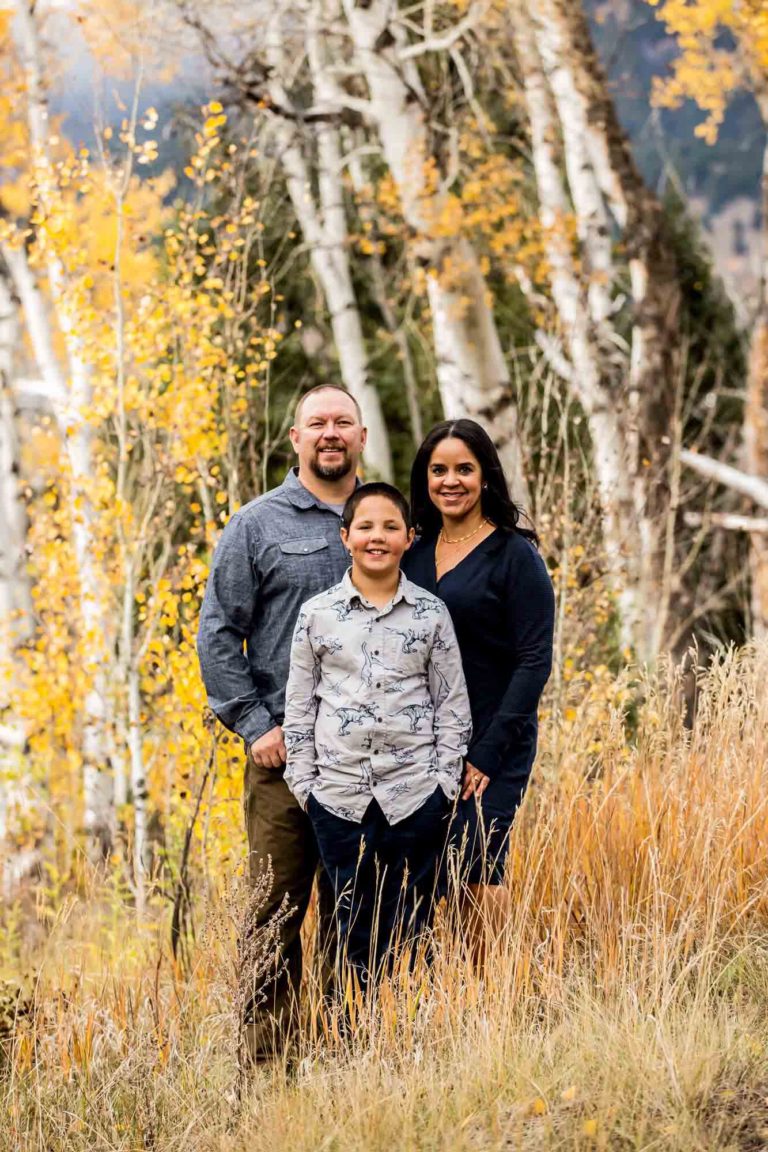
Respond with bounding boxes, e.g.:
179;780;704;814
402;529;555;785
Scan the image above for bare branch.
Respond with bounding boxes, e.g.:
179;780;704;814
683;511;768;534
397;0;492;60
680;449;768;510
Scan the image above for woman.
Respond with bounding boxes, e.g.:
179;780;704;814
402;419;554;946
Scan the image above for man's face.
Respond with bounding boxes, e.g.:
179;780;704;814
290;390;366;483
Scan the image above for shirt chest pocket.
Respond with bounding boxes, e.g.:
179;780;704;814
279;537;335;587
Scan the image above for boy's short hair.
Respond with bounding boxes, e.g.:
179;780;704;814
341;483;412;532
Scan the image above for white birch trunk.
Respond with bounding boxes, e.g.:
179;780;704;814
12;1;114;859
0;265;37;894
2;240;113;859
341;0;528;501
527;0;616;328
128;664;147;911
512;2;640;649
347;147;425;447
535;0;680;453
265;11;393;481
0;270;32;658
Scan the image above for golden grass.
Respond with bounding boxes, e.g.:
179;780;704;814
3;644;768;1151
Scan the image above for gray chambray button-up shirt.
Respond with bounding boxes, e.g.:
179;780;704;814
283;570;472;825
197;469;352;746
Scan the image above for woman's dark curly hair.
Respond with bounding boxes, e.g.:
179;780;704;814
410;419;537;544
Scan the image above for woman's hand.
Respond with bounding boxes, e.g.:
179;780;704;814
462;760;490;801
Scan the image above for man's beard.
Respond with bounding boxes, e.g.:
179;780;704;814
309;447;353;481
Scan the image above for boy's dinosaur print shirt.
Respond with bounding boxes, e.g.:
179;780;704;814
283;570;472;824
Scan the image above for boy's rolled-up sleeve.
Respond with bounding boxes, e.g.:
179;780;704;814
283;608;320;810
427;608;472;796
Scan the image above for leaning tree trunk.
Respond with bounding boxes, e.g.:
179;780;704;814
341;0;528;503
512;2;641;651
264;10;393;481
514;0;683;658
534;0;682;655
12;0;114;860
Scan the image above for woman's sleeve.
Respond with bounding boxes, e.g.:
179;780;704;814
467;541;555;780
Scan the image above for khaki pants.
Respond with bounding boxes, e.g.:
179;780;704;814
242;753;325;1064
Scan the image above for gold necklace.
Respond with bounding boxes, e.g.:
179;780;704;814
438;518;489;546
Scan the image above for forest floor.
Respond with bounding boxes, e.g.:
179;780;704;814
3;645;768;1151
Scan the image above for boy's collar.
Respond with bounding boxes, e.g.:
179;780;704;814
340;568;417;608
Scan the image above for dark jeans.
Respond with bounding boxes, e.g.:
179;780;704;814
242;753;335;1065
307;787;450;984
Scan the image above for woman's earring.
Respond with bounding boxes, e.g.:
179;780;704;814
482;483;488;490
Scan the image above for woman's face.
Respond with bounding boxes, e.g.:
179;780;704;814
427;437;484;523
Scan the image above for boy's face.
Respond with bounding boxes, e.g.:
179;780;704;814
341;495;415;581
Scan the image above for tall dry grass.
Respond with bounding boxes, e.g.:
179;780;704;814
3;644;768;1151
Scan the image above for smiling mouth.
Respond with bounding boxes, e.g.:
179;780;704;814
365;548;388;556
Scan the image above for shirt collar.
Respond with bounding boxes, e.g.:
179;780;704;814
340;568;418;610
282;467;360;512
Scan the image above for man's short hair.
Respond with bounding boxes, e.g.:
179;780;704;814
293;384;363;426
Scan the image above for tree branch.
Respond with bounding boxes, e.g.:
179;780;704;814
680;449;768;510
683;510;768;534
397;0;492;60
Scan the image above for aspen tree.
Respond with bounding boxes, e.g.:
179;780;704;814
263;7;393;480
339;0;528;500
10;1;116;858
510;0;684;658
0;262;35;893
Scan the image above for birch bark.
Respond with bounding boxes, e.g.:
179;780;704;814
511;3;640;650
340;0;528;502
264;11;393;481
526;0;615;329
512;0;685;657
0;262;36;893
8;0;114;859
0;266;31;658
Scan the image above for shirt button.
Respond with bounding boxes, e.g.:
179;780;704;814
373;749;380;755
376;681;381;689
376;717;383;724
374;650;380;656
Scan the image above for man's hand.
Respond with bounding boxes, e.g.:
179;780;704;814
249;726;287;769
461;760;490;801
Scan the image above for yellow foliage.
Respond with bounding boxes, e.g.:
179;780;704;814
4;105;281;875
648;0;768;141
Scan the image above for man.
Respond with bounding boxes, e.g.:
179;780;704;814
197;385;367;1064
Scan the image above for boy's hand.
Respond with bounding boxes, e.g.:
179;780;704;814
250;726;286;769
462;761;490;800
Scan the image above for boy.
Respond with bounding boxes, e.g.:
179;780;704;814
283;482;472;982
